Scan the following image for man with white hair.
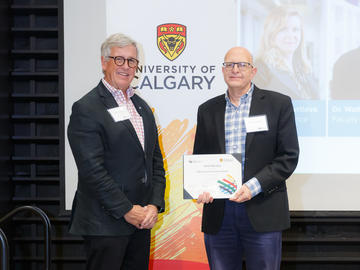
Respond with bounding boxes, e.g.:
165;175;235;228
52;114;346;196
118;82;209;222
67;33;166;270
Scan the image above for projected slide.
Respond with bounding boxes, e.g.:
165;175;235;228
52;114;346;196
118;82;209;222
238;0;360;175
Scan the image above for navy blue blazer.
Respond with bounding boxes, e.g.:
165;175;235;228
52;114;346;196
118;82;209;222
67;81;166;236
193;85;299;233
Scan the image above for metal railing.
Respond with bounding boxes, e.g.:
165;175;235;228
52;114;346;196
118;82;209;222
0;227;9;270
0;206;52;270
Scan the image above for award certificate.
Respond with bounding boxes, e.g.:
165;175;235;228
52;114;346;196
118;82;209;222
183;154;242;199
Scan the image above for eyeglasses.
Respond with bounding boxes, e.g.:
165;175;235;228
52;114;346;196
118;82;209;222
107;56;139;68
223;62;253;71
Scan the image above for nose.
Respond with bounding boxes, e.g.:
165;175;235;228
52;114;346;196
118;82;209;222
232;64;240;73
123;60;131;68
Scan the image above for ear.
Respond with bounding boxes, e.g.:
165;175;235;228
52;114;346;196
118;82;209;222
252;66;257;76
101;56;107;71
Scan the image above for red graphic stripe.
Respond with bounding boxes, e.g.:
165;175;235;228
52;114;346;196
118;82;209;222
150;259;209;270
222;179;237;189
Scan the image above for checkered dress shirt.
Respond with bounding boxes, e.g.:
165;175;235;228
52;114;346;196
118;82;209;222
102;79;145;150
224;84;262;197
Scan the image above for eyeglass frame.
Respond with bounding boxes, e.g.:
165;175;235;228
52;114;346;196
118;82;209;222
106;55;139;68
222;62;253;70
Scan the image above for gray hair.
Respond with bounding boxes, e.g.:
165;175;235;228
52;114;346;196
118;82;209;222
101;33;139;59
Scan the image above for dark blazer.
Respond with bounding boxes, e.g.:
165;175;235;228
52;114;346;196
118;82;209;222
67;81;166;236
193;85;299;234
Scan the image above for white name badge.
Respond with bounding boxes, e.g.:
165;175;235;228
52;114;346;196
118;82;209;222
244;115;269;133
107;105;131;122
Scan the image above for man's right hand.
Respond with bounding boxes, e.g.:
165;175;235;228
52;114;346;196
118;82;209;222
124;205;147;229
197;192;214;204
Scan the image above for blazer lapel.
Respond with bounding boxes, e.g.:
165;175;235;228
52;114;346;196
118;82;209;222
97;82;118;108
246;86;265;152
97;81;144;151
131;95;148;152
214;96;226;153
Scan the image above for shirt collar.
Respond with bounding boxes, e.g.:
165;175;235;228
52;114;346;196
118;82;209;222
225;83;254;104
101;78;135;100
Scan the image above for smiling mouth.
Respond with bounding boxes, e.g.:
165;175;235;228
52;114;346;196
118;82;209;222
117;72;129;76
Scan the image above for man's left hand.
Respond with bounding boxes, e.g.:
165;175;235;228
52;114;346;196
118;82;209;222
140;204;158;229
229;184;252;203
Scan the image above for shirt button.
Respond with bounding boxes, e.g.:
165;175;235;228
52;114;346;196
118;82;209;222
233;145;238;149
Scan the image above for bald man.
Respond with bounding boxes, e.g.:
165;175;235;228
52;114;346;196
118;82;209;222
194;47;299;270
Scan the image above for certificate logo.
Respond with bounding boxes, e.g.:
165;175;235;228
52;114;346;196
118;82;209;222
157;23;186;61
217;175;238;195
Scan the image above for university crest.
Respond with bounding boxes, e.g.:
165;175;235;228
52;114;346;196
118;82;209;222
157;23;186;61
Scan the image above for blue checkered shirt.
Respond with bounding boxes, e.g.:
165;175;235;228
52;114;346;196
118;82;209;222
224;84;262;197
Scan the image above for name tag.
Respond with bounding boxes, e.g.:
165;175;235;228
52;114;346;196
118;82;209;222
244;115;269;133
107;105;131;122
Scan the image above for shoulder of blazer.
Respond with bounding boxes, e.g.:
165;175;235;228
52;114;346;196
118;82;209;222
198;93;226;112
74;81;108;106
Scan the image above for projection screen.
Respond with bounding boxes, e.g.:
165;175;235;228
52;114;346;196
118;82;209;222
63;0;360;216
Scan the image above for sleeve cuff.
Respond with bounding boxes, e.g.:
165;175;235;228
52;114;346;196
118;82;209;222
244;177;262;197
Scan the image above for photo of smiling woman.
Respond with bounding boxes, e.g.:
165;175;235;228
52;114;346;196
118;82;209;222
253;6;318;100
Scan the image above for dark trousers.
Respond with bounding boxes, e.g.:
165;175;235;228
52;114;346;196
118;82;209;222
204;201;282;270
83;229;150;270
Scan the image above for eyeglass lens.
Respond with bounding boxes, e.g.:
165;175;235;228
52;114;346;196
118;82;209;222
224;62;251;70
111;56;138;68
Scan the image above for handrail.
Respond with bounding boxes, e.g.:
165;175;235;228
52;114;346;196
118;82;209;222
0;206;52;270
0;228;9;270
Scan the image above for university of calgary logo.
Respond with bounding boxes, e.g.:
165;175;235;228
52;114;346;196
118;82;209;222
157;23;186;61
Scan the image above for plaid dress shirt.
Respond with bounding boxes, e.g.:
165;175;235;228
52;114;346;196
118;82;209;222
224;84;262;197
102;78;145;150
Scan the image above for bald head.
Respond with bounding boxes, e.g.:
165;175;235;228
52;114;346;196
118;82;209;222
224;47;254;64
222;47;257;95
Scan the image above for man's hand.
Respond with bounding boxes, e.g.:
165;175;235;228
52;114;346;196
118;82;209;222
229;184;252;203
140;204;159;229
197;192;214;204
124;205;147;229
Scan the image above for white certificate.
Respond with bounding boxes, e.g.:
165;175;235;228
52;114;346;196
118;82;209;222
183;154;242;199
